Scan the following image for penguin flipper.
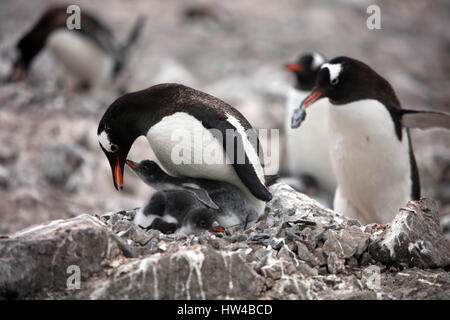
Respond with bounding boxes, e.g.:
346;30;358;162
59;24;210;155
400;109;450;130
213;121;272;202
182;186;219;210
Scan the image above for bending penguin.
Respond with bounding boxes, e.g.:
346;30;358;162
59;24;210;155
8;6;145;88
98;83;272;218
291;56;450;224
284;52;336;195
126;159;261;231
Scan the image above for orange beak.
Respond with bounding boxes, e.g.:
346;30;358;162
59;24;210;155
285;64;304;72
126;159;137;169
302;89;325;108
210;226;226;233
114;155;124;190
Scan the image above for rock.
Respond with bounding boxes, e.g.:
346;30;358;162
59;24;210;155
85;246;265;300
0;214;123;298
248;233;271;242
41;144;84;187
322;230;343;256
0;165;10;189
1;184;450;299
295;241;318;267
327;252;345;274
369;199;450;268
337;228;370;258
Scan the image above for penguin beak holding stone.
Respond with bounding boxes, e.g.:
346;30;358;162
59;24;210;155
291;88;326;129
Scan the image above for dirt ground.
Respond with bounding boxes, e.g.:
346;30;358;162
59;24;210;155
0;0;448;234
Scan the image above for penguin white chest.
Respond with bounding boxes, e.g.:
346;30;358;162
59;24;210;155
284;87;336;193
329;99;412;222
146;112;263;196
46;29;114;85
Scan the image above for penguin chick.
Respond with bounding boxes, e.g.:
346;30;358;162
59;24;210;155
127;159;261;229
134;189;224;235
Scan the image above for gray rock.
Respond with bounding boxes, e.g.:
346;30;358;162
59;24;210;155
295;241;318;267
337;228;370;258
0;165;10;189
2;184;450;300
0;214;122;298
85;245;265;299
327;252;345;274
41;144;84;187
248;233;271;242
369;199;450;268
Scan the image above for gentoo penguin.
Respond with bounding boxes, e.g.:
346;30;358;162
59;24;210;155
291;56;450;224
284;52;337;195
8;6;145;88
127;159;260;229
133;188;224;234
98;83;272;217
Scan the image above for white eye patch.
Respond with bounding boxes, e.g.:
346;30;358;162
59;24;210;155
311;53;325;70
98;130;115;152
321;63;342;83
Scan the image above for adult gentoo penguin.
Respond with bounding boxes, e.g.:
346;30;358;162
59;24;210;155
284;52;336;195
127;159;260;229
8;6;145;87
291;56;450;224
98;83;272;216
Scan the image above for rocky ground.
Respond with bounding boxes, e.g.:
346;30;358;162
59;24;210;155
1;183;449;300
0;0;449;300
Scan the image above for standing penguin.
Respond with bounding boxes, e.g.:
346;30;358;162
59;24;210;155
284;52;336;195
291;56;450;224
97;83;272;217
8;6;145;88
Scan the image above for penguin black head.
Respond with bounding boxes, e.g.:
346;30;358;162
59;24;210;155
292;56;399;128
285;52;326;91
303;56;398;107
97;90;151;191
182;208;226;234
126;159;166;184
97;127;136;191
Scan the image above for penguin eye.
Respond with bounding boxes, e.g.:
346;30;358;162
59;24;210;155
331;78;339;85
110;144;118;153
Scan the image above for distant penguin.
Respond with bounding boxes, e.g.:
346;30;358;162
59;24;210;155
291;56;450;224
8;6;145;88
284;52;336;195
133;188;224;235
98;83;272;218
127;159;260;230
